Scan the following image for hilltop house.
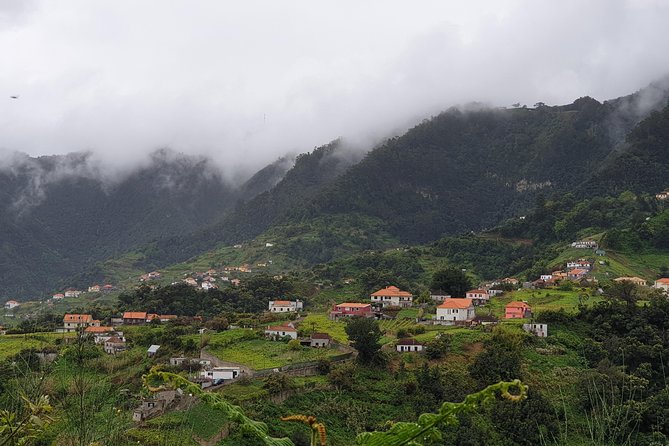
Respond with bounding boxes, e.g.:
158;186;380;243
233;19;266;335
63;314;99;332
505;302;532;319
64;289;82;298
656;190;669;200
88;285;101;293
370;286;413;308
654;278;669;293
571;240;598;249
102;284;115;293
568;269;588;281
183;278;198;287
434;298;476;325
265;325;298;340
52;293;65;300
268;300;304;313
201;281;217;290
614;277;647;286
567;260;592;270
396;338;424;352
4;300;19;309
465;289;490;305
139;271;162;282
329;302;373;320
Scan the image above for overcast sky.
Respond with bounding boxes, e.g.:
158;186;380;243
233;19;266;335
1;0;669;175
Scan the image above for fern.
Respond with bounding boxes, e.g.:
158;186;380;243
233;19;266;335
144;369;526;446
355;380;527;446
142;368;294;446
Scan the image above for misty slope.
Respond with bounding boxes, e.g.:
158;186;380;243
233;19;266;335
0;150;275;298
139;140;364;267
132;80;669;272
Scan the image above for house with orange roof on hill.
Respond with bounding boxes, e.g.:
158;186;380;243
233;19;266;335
434;298;476;324
63;314;96;332
505;301;532;319
370;286;413;308
654;278;669;293
268;300;303;313
123;311;148;325
264;324;298;340
568;268;588;281
4;300;19;310
329;302;373;320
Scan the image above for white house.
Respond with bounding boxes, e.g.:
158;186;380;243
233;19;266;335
265;325;298;340
434;299;476;324
396;338;424;352
566;260;592;270
4;300;19;309
654;278;669;293
523;323;548;337
370;286;413;308
268;300;303;313
201;281;217;290
571;240;598;249
147;345;161;357
200;366;241;381
310;333;331;348
465;289;489;305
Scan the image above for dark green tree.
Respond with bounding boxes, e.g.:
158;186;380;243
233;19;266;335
345;317;382;363
430;267;472;298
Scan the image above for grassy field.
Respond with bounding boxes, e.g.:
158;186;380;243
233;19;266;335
204;331;342;370
480;288;596;319
0;332;74;360
300;313;349;342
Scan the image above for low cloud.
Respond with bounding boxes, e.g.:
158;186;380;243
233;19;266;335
1;0;668;177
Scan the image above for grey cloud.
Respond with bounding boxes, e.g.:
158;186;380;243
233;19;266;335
0;0;668;177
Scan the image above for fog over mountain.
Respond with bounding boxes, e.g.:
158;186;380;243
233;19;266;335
2;0;669;177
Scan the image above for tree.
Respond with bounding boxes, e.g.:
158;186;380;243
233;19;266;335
469;329;523;386
345;318;382;363
425;333;452;360
430;267;472;298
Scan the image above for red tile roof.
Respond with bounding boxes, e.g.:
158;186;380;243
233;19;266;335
84;326;113;333
123;311;147;319
63;314;93;323
371;286;412;297
311;332;331;339
656;278;669;284
506;301;531;309
335;302;371;308
265;325;297;332
272;300;292;305
437;298;475;309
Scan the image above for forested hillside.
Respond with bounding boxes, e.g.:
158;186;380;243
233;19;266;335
132;81;669;273
0;150;270;298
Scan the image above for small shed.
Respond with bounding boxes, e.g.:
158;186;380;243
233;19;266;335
396;338;424;353
147;345;161;357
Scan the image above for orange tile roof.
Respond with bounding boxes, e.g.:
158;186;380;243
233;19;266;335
467;289;488;294
84;326;113;333
437;298;475;309
506;301;531;309
64;314;93;323
371;286;413;297
123;311;147;319
336;302;371;308
570;269;588;275
272;300;292;305
657;278;669;284
265;325;297;332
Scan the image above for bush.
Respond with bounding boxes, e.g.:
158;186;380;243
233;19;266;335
287;339;302;350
